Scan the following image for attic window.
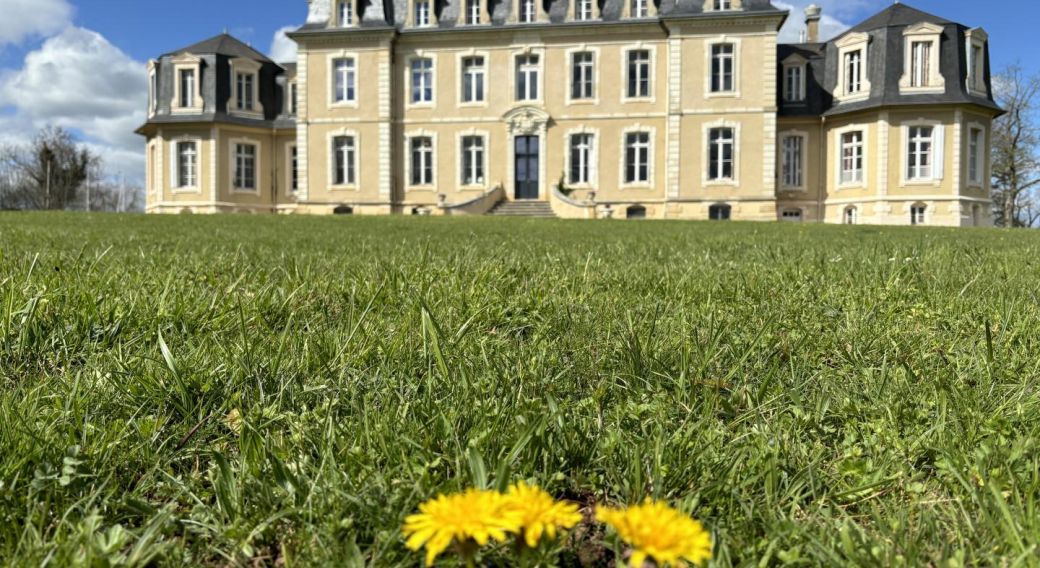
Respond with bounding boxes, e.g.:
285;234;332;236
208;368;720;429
520;0;536;22
714;0;731;9
783;62;805;102
833;32;870;102
338;0;353;26
415;0;431;26
966;28;988;95
899;22;945;94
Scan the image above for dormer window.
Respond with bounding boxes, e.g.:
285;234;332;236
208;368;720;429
229;58;263;118
900;22;945;94
170;53;204;114
338;0;354;27
782;57;806;103
520;0;536;23
148;61;158;116
415;0;431;26
834;32;870;102
465;0;481;24
714;0;731;9
966;28;988;95
704;0;739;11
289;82;298;115
632;0;648;18
576;0;593;20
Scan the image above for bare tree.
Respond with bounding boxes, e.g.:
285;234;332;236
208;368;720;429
991;65;1040;227
6;127;99;211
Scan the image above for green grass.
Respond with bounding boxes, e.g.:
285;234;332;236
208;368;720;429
2;212;1040;567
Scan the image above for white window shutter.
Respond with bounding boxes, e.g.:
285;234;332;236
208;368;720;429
934;124;946;180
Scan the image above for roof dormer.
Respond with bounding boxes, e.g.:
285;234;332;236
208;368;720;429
899;22;946;95
703;0;742;12
170;53;204;114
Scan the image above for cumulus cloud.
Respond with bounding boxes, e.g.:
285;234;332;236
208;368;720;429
269;26;298;64
774;1;884;44
0;26;147;181
0;0;74;46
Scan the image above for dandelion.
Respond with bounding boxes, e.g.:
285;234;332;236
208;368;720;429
503;481;583;547
402;489;521;567
597;499;712;568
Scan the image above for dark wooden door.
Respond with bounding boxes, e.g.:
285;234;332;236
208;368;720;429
514;136;539;200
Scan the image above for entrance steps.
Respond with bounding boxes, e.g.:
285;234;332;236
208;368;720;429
487;200;557;218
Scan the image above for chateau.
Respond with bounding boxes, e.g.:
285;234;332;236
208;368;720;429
137;1;1001;225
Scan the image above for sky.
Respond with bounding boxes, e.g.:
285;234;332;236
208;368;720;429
0;0;1035;184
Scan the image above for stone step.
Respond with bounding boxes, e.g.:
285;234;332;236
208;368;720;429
487;200;557;218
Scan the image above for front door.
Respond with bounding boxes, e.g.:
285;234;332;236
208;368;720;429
514;136;539;200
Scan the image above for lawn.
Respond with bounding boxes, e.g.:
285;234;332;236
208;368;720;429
1;212;1040;567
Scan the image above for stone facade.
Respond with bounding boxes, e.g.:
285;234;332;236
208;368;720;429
138;1;1002;225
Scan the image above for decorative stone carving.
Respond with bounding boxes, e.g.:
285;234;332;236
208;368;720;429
503;106;551;135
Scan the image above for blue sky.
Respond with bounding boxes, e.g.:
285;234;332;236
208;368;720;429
0;0;1035;184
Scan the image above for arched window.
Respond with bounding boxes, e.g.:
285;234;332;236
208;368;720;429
334;205;354;215
626;205;647;219
844;206;857;225
709;204;731;221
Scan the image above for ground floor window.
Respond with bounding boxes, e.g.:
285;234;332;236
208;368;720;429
624;132;650;184
781;135;803;188
290;146;298;192
781;209;802;222
709;128;735;181
334;136;356;185
911;204;927;225
461;136;484;185
841;131;864;185
176;141;197;189
570;133;593;185
844;206;857;225
234;143;256;190
411;137;434;186
906;126;934;181
626;205;646;219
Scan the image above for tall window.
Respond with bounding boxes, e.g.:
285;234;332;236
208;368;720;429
290;146;299;192
784;66;804;102
969;127;984;184
236;73;254;111
334;58;356;103
906;126;934;181
234;143;256;190
150;72;158;113
911;41;932;87
516;54;539;101
290;83;298;114
570;134;593;185
415;0;431;26
711;44;735;93
714;0;731;9
572;52;594;100
627;50;650;98
179;69;195;108
845;50;863;94
624;132;650;184
461;57;485;103
576;0;593;20
841;131;864;184
631;0;648;18
410;137;434;186
911;205;927;225
969;44;984;89
782;136;803;188
462;136;484;185
411;58;433;104
334;136;356;185
466;0;481;24
176;141;197;188
338;0;353;26
708;128;734;181
520;0;536;22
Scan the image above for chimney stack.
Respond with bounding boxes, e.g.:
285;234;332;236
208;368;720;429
805;4;822;43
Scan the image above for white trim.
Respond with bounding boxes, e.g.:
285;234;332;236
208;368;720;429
170;54;204;114
899;118;945;187
327;50;360;109
834;123;869;190
404;129;438;191
966;28;989;96
327;128;361;192
702;0;742;11
405;51;437;109
565;45;600;107
169;135;203;195
455;128;490;190
966;121;987;188
228;136;262;196
619;124;656;190
621;43;657;104
704;36;741;100
899;23;946;95
781;56;807;104
702;119;741;187
147;60;158;118
778;130;808;191
563;125;600;190
504;106;550;200
455;49;490;108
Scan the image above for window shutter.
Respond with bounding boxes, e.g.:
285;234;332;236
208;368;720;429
934;124;945;180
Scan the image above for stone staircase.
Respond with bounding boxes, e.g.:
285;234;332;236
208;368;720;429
487;200;557;218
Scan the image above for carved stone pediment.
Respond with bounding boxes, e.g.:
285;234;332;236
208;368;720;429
503;106;551;135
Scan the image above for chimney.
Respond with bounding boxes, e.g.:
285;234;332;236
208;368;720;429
805;4;822;43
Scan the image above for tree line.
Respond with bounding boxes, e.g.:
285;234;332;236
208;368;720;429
0;126;143;213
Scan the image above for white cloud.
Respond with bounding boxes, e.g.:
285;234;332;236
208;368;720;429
774;1;883;44
0;0;73;46
0;26;147;182
269;26;298;64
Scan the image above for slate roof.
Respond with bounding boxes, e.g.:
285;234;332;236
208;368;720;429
165;33;275;64
848;4;951;34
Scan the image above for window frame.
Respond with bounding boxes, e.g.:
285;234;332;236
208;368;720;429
705;37;740;99
620;126;655;189
967;123;986;188
170;137;203;194
413;0;433;27
457;51;488;107
833;32;871;103
170;54;204;114
900;119;945;187
458;131;489;189
328;129;361;190
405;130;437;191
464;0;483;24
702;120;740;187
407;54;436;108
565;127;599;189
621;44;656;103
779;131;808;191
337;0;354;27
328;52;359;109
966;28;989;96
844;206;858;225
287;144;299;196
782;59;806;104
899;22;945;95
568;49;598;105
229;139;260;194
910;203;928;226
834;125;868;189
229;57;263;118
513;49;544;104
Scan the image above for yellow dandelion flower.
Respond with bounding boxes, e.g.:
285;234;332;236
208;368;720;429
402;489;521;567
597;499;712;568
503;481;584;547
